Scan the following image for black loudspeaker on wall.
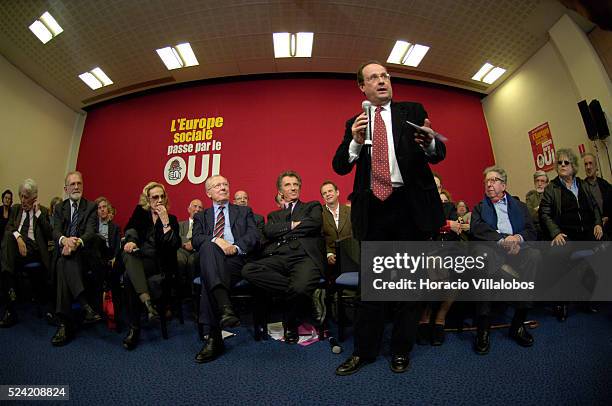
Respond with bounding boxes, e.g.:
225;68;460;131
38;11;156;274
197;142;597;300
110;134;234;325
578;100;598;140
589;100;610;140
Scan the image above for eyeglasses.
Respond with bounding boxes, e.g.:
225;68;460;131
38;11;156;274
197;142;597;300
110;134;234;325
208;182;229;190
557;160;571;166
364;72;391;83
485;177;504;185
149;194;166;201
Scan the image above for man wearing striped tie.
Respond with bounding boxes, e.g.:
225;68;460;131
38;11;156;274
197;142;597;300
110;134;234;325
332;61;446;375
51;171;100;346
192;175;260;363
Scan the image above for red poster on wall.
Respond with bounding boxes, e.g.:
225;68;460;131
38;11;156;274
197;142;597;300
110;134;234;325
528;122;556;171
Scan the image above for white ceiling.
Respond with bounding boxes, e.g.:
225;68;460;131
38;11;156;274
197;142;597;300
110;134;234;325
0;0;594;111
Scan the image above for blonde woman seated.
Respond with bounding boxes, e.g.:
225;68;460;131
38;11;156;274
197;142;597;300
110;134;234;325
122;182;181;350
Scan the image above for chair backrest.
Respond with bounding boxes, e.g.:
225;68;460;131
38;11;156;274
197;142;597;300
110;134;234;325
335;236;360;274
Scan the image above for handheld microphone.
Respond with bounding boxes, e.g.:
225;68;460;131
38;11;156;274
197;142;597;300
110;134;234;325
362;100;372;145
329;336;343;354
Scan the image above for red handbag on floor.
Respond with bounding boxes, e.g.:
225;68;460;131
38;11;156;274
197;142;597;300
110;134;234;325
102;291;116;330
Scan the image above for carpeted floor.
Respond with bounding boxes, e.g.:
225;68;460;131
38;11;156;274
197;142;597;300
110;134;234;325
1;303;611;405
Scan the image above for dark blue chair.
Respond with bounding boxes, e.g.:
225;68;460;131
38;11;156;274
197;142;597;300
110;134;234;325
333;237;360;342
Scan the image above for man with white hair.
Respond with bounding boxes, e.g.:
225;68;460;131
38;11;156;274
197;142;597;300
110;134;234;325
51;171;101;346
0;179;52;327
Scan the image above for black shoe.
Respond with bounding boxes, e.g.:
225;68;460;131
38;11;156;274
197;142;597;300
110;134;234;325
474;328;490;355
83;305;102;324
554;305;568;322
431;324;445;346
284;326;299;344
51;324;73;347
46;312;59;326
336;356;372;376
122;327;140;351
509;325;534;347
390;355;410;373
219;305;240;328
0;310;17;328
416;323;430;345
145;300;159;322
195;335;225;363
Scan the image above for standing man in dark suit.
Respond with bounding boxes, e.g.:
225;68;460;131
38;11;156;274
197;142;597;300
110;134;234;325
192;175;259;363
320;180;352;279
0;179;52;327
332;61;446;375
51;171;101;346
242;171;326;344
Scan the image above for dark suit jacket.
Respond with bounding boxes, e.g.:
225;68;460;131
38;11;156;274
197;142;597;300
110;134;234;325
471;194;536;242
3;204;53;270
97;220;121;260
191;203;260;255
332;101;446;239
263;200;326;273
124;205;181;272
52;198;98;253
321;204;352;256
254;213;265;237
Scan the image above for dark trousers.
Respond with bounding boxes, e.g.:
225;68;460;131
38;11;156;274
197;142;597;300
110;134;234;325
242;243;321;324
122;251;160;327
55;250;87;316
474;245;539;319
198;241;245;329
353;188;429;360
177;247;198;296
122;251;158;296
1;235;45;307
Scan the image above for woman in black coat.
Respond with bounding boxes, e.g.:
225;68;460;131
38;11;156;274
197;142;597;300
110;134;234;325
121;181;180;350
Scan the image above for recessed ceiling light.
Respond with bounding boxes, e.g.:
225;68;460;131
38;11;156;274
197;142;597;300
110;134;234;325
273;32;314;58
90;67;113;86
471;63;494;81
78;72;102;90
78;67;113;90
482;67;506;84
156;43;199;70
387;41;430;67
28;11;63;44
472;63;506;84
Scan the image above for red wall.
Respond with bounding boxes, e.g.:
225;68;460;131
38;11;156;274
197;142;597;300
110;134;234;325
77;77;493;229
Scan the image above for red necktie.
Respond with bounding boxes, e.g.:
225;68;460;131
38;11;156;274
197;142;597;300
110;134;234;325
213;206;225;239
371;106;392;201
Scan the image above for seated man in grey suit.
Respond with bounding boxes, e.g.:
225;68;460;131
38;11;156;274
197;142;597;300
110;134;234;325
0;179;52;327
242;171;326;344
192;175;259;363
177;198;203;295
51;171;101;346
234;190;265;243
